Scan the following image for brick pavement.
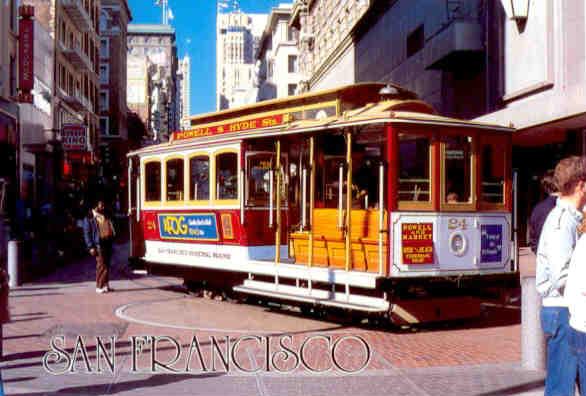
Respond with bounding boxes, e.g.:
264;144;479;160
0;243;546;395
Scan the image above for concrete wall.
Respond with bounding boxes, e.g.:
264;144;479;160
476;0;586;131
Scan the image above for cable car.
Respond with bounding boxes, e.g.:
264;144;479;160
127;83;517;324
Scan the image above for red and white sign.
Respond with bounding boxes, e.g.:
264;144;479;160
401;223;434;265
62;124;87;151
18;5;34;103
172;114;289;141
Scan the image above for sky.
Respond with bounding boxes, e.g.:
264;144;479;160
127;0;285;116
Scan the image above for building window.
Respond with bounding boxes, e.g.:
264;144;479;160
216;152;238;200
9;56;16;97
166;158;184;201
99;90;109;112
10;0;17;32
99;64;109;85
406;25;424;58
189;155;210;201
288;84;297;96
288;55;298;73
99;116;109;136
145;161;161;202
287;26;298;42
100;38;110;59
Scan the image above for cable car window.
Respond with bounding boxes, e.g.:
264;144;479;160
145;161;161;201
216;152;238;200
481;141;505;204
190;156;210;200
443;136;472;204
166;158;184;201
398;134;430;202
246;153;273;205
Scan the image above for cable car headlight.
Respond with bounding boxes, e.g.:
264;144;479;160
449;232;467;257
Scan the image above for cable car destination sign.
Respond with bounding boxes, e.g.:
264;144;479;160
172;113;289;141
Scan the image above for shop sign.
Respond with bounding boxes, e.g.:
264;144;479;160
18;5;35;103
401;223;434;265
62;124;87;151
172;114;289;141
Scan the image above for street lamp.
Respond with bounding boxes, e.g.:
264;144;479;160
510;0;530;21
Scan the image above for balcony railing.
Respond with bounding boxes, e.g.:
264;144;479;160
61;0;92;33
59;40;91;71
58;87;85;112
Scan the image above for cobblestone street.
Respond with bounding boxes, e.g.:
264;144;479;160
0;244;545;395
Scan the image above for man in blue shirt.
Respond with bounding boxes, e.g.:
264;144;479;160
537;156;586;396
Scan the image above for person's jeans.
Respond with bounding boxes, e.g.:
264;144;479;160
569;326;586;395
541;306;577;396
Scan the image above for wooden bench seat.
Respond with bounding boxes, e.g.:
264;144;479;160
290;208;388;272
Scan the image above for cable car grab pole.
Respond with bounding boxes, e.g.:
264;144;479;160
345;130;352;299
379;161;385;276
275;140;282;268
308;137;315;291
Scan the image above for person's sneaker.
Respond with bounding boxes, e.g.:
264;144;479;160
96;287;106;294
105;286;113;292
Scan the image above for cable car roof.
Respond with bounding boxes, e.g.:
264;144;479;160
129;87;513;158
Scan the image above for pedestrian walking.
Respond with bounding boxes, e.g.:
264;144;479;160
528;170;558;253
536;156;586;396
83;200;116;294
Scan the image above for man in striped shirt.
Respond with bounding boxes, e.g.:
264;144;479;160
536;156;586;396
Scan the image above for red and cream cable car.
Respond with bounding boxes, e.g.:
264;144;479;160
127;83;518;323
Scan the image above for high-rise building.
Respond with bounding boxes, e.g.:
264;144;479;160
98;0;132;208
127;24;178;142
216;11;266;110
255;3;300;101
178;55;190;129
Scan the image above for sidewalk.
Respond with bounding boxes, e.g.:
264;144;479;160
0;243;545;396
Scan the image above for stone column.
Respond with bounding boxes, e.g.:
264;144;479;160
521;274;546;370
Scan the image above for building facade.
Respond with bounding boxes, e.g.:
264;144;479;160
18;19;56;211
475;0;586;239
98;0;131;208
0;0;20;219
291;0;492;120
127;24;178;142
22;0;102;211
216;11;267;110
256;3;301;101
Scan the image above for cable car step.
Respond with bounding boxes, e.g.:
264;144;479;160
233;280;389;313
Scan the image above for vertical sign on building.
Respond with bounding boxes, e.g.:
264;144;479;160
18;5;35;104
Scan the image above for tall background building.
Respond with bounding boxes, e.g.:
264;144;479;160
99;0;132;209
22;0;102;209
216;11;267;110
255;3;300;101
127;24;178;142
178;55;190;129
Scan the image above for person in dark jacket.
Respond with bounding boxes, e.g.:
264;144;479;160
528;170;558;253
83;201;115;293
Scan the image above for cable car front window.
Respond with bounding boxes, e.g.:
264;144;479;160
216;152;238;200
398;134;430;202
443;135;472;204
166;158;184;201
